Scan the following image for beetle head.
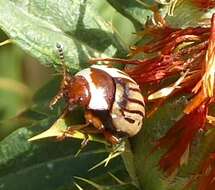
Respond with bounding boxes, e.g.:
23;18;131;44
49;44;90;110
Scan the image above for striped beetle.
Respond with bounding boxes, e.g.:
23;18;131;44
50;44;145;145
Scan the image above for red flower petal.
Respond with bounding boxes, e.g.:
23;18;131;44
192;0;215;9
155;103;208;175
198;153;215;190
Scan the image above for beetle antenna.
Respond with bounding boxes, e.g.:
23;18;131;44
49;43;68;109
56;43;67;83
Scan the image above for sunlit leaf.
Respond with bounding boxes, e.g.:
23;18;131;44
106;0;153;30
0;0;126;73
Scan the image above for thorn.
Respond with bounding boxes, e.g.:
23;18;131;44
74;135;89;157
74;182;84;190
88;151;121;171
0;39;13;47
108;172;125;185
74;176;102;190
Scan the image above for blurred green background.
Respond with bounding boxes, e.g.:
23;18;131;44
0;0;135;121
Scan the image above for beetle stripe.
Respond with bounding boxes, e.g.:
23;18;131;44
121;107;145;117
124;117;135;124
129;87;141;92
126;97;145;107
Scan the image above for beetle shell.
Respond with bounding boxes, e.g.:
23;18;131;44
75;65;145;137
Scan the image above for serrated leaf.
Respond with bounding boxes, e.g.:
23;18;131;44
0;120;130;190
0;0;126;73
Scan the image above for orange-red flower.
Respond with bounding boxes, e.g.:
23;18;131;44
197;153;215;190
192;0;215;9
154;103;208;175
91;13;215;176
186;153;215;190
151;13;215;175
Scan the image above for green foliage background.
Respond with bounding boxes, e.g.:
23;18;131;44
0;0;214;190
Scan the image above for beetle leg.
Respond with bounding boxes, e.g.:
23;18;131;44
84;110;121;145
79;126;101;134
56;110;121;145
81;133;90;148
49;91;64;109
74;133;91;157
103;131;121;145
66;123;89;132
56;123;89;141
81;126;121;145
84;110;105;130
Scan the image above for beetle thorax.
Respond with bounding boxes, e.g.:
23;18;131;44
63;76;91;107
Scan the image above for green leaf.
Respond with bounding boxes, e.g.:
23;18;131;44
130;97;188;190
0;76;60;140
121;141;140;188
28;112;107;145
0;0;126;73
74;176;138;190
1;1;214;190
164;0;215;28
0;121;129;190
0;43;26;120
106;0;153;30
0;75;134;190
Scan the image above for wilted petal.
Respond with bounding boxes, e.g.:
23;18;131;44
148;70;189;100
